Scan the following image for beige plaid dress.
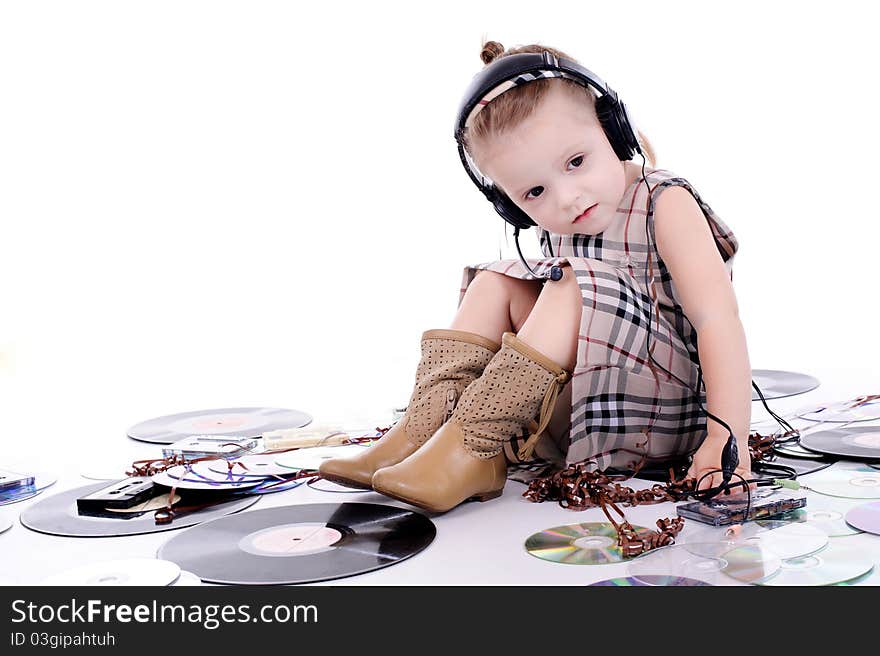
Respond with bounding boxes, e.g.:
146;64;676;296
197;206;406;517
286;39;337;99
459;167;739;476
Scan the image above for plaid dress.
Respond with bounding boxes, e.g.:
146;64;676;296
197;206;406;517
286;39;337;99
458;167;739;475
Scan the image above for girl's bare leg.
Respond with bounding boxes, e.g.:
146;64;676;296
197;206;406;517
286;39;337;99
516;266;581;371
449;271;543;343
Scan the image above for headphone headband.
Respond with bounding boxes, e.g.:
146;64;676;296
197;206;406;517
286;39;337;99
453;50;641;230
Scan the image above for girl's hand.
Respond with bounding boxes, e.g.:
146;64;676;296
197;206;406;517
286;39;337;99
687;437;753;493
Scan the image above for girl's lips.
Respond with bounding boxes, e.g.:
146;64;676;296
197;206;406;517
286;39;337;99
573;204;598;224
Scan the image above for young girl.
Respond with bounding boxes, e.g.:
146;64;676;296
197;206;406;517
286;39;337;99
320;40;752;513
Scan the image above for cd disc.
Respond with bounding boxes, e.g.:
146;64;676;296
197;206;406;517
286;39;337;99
307;478;372;494
802;466;880;499
751;370;819;400
844;501;880;535
589;575;712;586
170;570;202;586
773;443;829;460
207;453;294;478
628;543;780;585
686;522;828;560
796;397;880;423
800;426;880;460
151;465;266;491
41;558;181;586
755;543;874;586
0;473;58;506
127;407;312;445
757;496;862;537
20;482;258;537
275;444;370;472
0;515;12;534
157;503;436;585
524;522;649;565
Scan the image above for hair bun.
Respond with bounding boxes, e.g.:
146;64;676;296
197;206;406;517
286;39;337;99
480;40;505;65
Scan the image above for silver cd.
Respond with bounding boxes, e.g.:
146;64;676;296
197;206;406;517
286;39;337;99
756;543;874;586
803;466;880;499
127;407;312;445
628;543;780;586
0;473;58;506
41;558;181;586
275;444;370;471
751;370;820;400
795;397;880;423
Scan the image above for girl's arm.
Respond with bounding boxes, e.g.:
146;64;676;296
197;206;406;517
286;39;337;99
652;186;752;489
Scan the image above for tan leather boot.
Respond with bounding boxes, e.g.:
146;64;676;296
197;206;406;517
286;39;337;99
371;332;571;512
318;329;501;489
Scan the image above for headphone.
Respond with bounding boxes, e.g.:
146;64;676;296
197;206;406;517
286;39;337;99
453;50;643;231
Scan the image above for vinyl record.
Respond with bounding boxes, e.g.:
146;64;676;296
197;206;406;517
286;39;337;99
800;426;880;461
41;558;181;586
802;466;880;499
127;407;312;445
751;370;819;400
20;481;259;537
156;503;436;585
275;444;371;472
755;543;874;586
525;522;649;565
773;442;828;460
795;397;880;423
589;575;712;586
756;496;863;537
844;501;880;535
627;543;780;585
757;454;834;477
0;473;58;506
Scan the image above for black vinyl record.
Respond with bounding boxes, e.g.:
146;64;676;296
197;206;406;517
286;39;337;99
127;407;312;444
156;503;436;585
757;454;835;477
20;482;259;537
800;426;880;461
751;369;819;401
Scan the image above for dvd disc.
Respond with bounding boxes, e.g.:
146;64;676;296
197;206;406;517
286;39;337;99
796;397;880;423
41;558;181;586
207;453;294;478
755;543;874;586
170;570;202;586
628;543;780;585
589;575;712;586
751;370;820;400
0;473;58;506
151;465;266;491
20;482;258;537
686;522;828;560
756;496;862;537
844;501;880;535
525;522;649;565
802;466;880;499
800;426;880;460
275;444;370;471
127;407;312;445
156;503;436;585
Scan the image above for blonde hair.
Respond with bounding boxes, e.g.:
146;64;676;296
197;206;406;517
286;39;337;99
461;40;657;168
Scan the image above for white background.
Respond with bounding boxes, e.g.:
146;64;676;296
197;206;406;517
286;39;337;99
1;0;878;472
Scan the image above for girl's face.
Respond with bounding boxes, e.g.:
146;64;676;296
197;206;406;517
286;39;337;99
473;84;640;236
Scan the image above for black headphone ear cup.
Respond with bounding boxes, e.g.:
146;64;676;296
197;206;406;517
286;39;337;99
488;186;536;230
595;95;635;161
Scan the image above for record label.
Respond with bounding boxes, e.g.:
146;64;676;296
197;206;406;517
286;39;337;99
525;522;648;565
127;407;312;445
156;503;435;585
800;427;880;460
751;370;819;400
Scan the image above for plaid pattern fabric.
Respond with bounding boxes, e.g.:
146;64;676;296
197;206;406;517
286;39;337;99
459;168;739;473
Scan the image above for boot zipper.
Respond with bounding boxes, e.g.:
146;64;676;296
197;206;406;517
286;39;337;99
444;388;457;423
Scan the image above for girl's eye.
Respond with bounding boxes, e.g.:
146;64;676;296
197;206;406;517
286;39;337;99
525;186;544;200
569;155;584;168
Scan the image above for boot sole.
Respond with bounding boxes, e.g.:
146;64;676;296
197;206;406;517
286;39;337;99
318;473;374;491
372;484;503;513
